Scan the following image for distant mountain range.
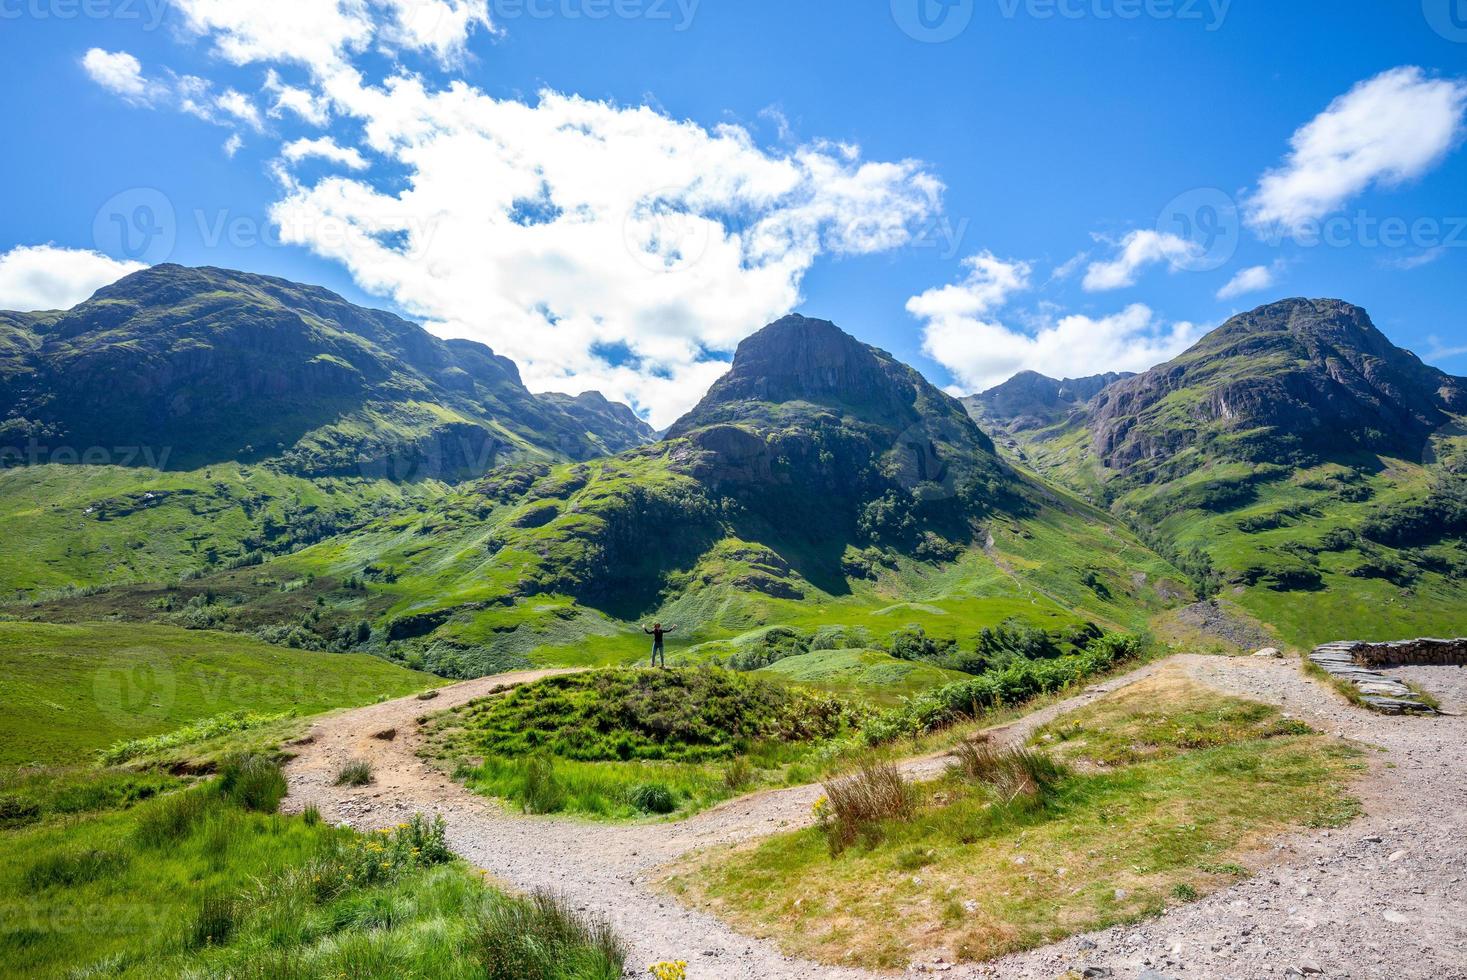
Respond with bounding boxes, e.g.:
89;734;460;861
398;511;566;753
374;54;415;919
963;298;1467;646
5;267;1465;666
0;265;653;480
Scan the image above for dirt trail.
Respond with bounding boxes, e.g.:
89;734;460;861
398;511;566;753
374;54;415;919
283;657;1467;980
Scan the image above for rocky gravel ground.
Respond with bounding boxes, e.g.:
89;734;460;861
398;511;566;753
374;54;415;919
282;656;1467;980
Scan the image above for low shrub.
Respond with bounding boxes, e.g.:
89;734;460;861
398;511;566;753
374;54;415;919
471;889;627;980
948;742;1068;803
334;759;373;788
819;761;913;853
629;784;676;815
722;756;754;792
219;755;288;813
522;754;566;814
0;792;41;827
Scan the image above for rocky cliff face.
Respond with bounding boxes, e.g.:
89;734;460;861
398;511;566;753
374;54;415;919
0;265;652;477
1089;299;1466;477
964;370;1132;434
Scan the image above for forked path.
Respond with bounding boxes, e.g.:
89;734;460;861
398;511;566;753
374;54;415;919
282;657;1467;980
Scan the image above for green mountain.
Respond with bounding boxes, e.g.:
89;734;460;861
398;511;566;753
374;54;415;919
0;264;652;476
28;314;1184;678
0;265;653;595
967;298;1467;647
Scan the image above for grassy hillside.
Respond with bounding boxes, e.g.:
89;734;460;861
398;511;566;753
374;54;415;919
0;461;440;595
0;621;439;765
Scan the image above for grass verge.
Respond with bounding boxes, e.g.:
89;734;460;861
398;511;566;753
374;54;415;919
663;668;1365;970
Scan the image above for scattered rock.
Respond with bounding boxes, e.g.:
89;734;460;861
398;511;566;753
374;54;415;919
1254;647;1284;658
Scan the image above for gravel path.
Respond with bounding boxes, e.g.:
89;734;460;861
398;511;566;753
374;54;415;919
282;656;1467;980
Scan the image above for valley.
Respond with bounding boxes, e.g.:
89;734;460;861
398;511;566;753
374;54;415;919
2;268;1464;979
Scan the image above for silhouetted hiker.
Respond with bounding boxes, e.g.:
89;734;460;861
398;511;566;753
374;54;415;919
643;622;676;667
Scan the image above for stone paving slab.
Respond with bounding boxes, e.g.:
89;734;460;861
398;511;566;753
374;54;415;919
1307;641;1448;715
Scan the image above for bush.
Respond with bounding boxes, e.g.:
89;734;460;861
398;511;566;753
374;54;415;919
219;755;288;813
334;759;374;788
629;784;676;815
471;889;626;980
949;741;1068;803
522;754;565;814
863;631;1146;745
819;761;913;853
722;756;754;792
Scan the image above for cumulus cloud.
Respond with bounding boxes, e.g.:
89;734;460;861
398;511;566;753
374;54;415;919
906;251;1032;321
1246;67;1467;234
171;0;490;69
1082;230;1201;291
264;69;331;126
0;245;145;313
282;136;369;169
1216;262;1281;300
265;75;942;425
918;301;1202;396
80;49;160;106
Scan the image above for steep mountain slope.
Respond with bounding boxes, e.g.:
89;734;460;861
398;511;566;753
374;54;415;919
971;299;1467;647
963;370;1131;436
0;265;652;476
0;265;654;594
30;315;1186;677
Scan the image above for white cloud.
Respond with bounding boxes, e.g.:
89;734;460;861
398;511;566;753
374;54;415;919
267;76;941;426
282;136;369;170
0;245;145;313
1247;67;1467;234
907;252;1031;321
80;49;160;106
216;89;264;131
224;133;245;157
1216;263;1280;300
1082;230;1201;291
264;69;331;126
171;0;491;69
917;300;1203;395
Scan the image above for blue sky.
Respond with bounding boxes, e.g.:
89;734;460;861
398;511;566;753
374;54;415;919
1;0;1465;423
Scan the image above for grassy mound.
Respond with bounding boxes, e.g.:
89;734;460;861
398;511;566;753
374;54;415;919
461;668;856;764
666;668;1365;970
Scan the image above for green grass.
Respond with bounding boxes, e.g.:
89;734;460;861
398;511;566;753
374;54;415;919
426;668;861;818
0;761;626;978
756;648;970;700
0;621;442;766
665;668;1364;970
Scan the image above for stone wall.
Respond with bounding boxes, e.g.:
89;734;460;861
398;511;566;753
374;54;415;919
1341;638;1467;669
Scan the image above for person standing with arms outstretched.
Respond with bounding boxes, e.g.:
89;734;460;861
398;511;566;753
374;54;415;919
643;622;676;668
